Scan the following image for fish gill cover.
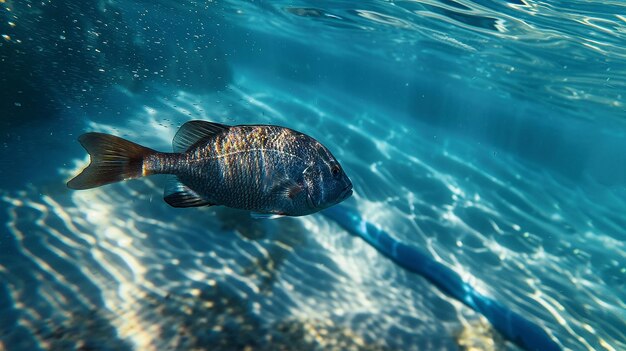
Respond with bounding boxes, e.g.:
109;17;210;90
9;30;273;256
0;1;625;351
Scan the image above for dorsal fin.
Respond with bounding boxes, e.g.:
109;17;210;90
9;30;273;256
173;120;230;152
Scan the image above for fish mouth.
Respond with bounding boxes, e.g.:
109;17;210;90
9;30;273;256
339;184;353;201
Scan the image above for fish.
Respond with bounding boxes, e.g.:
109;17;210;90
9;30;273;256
67;120;353;218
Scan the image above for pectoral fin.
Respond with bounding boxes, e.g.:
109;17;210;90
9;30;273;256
269;176;303;200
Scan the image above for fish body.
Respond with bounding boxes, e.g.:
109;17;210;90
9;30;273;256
68;120;353;217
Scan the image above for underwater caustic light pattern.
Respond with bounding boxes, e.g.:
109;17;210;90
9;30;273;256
1;73;624;351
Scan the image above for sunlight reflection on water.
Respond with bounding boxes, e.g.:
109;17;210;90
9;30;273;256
218;0;626;119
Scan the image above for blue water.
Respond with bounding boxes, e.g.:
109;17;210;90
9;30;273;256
1;1;625;350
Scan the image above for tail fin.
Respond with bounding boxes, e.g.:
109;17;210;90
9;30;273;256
67;132;156;190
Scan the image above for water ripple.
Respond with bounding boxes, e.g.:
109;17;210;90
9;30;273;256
217;0;626;118
1;71;624;350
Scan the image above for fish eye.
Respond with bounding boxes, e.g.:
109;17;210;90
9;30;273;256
331;165;340;177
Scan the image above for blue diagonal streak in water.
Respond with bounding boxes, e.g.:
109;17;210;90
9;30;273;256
322;205;561;351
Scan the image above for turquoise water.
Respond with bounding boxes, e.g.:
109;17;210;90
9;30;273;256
1;1;625;350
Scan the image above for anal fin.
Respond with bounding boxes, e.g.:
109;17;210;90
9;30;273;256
164;176;213;208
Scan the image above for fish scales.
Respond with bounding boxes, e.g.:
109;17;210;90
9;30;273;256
149;126;305;211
